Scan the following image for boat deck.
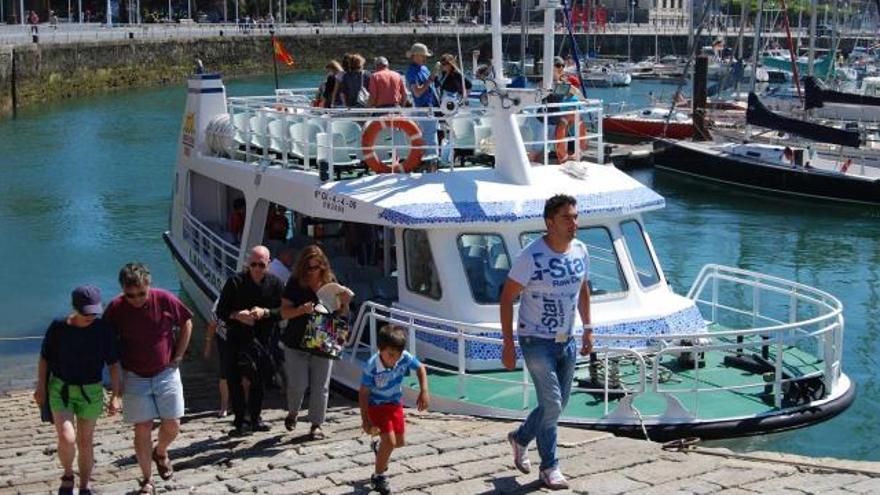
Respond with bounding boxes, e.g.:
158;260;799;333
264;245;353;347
393;332;823;423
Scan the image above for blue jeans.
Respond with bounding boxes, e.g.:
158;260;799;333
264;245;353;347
513;336;577;470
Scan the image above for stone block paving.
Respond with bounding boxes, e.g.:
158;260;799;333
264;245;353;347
1;359;879;494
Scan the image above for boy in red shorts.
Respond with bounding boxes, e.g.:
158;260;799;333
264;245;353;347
359;325;429;495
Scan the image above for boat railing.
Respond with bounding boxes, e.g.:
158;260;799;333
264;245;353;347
223;94;604;177
344;263;844;422
181;210;241;291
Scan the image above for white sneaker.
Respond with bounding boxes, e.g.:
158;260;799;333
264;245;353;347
507;431;531;474
540;466;569;490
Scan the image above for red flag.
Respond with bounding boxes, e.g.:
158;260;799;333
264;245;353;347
273;39;295;67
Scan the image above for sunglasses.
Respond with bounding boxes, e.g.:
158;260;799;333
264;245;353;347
124;290;148;300
249;261;267;269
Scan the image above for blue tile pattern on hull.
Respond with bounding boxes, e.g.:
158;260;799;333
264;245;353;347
414;305;706;361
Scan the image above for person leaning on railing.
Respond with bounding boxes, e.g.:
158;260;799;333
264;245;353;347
34;285;123;495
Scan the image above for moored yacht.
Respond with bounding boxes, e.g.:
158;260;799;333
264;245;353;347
164;2;854;441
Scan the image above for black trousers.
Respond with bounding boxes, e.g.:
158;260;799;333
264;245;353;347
226;338;266;427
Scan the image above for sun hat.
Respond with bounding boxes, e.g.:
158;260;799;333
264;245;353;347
406;42;433;58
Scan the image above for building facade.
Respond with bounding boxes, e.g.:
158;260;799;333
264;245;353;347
648;0;689;27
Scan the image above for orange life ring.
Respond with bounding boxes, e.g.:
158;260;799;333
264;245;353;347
554;115;589;163
361;117;425;173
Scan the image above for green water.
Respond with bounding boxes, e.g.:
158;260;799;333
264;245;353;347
0;76;877;460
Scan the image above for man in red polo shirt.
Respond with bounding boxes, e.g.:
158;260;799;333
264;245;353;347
104;263;193;495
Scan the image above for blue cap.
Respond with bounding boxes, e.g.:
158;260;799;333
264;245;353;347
72;285;103;315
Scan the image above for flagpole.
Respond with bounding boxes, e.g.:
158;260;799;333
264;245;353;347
270;29;280;91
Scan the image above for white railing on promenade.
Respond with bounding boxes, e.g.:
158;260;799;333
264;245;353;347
4;20;873;46
343;263;844;422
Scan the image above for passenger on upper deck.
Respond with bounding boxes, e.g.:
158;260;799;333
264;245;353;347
368;57;407;108
435;54;472;102
337;53;371;108
321;60;345;108
406;43;440;157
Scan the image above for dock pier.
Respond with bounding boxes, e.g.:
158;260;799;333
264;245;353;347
1;356;878;494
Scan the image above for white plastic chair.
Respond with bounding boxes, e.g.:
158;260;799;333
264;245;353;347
231;112;250;146
267;118;291;162
249;112;270;151
290;122;322;164
450;117;477;150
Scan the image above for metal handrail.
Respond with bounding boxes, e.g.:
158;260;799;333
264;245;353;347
223;96;604;171
344;263;844;419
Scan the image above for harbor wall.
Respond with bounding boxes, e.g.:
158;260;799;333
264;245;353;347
0;31;842;118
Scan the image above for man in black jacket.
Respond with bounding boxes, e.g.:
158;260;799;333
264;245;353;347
216;245;284;436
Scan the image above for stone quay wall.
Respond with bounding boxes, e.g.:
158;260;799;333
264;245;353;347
0;31;845;118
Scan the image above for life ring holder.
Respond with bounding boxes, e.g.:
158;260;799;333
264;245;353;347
554;114;589;163
361;117;426;173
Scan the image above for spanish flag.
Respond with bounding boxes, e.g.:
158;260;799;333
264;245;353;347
274;38;295;67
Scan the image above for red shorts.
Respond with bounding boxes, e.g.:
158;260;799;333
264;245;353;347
367;403;405;436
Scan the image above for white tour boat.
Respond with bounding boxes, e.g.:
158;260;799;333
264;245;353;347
164;1;854;440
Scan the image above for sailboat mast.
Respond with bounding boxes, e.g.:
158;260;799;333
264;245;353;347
808;0;817;76
521;0;528;76
750;0;764;94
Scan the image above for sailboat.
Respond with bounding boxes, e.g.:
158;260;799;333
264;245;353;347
653;93;880;204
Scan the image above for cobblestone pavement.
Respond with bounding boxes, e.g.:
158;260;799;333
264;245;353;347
1;358;878;494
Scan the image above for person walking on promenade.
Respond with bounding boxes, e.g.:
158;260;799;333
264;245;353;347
103;263;193;495
216;245;284;437
368;57;406;108
279;244;351;439
500;194;593;490
359;325;429;495
34;285;122;495
202;299;230;418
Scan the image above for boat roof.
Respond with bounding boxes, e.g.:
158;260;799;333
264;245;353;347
317;164;665;228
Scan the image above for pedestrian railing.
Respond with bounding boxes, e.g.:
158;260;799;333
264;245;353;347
344;263;844;423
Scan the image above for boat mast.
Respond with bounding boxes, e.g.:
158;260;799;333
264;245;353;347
808;0;817;76
746;0;765;140
521;0;528;77
829;0;840;79
542;0;556;90
734;0;749;94
749;0;764;94
488;0;534;185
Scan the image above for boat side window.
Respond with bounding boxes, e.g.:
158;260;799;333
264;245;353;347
457;234;511;304
520;228;627;297
620;220;661;289
404;229;442;300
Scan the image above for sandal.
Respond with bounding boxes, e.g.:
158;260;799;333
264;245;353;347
57;474;75;495
152;448;174;480
310;425;326;440
138;478;156;495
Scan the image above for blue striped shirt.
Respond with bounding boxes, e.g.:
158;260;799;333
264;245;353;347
361;351;422;405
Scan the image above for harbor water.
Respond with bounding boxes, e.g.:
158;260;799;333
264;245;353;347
0;75;877;461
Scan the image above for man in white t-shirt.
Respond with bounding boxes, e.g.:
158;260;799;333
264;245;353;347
500;194;593;490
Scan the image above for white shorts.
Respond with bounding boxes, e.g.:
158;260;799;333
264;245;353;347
122;367;185;423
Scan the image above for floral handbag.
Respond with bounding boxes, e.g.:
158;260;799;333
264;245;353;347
301;312;350;359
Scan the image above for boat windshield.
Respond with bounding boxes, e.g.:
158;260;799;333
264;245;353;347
457;234;512;304
620;220;661;289
519;227;628;298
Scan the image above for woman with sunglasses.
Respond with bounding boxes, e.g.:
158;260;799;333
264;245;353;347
279;245;351;439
